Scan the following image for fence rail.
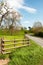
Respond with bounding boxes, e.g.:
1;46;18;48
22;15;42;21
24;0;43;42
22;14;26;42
0;35;29;54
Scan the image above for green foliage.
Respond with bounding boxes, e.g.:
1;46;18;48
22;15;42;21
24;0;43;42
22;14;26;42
32;27;43;37
0;54;8;59
28;21;43;37
0;34;43;65
8;40;43;65
0;35;24;59
0;29;24;36
29;27;43;37
0;35;43;65
34;32;43;37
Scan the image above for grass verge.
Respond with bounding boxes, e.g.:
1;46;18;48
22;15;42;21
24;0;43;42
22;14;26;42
8;40;43;65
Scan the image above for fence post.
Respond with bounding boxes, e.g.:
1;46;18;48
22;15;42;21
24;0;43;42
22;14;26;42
24;34;29;44
22;39;25;45
1;38;4;54
0;38;1;54
14;40;16;47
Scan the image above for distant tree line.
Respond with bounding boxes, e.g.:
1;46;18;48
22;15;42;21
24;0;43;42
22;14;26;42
28;21;43;37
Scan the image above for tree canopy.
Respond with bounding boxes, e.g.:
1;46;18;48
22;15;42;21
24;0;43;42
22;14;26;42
0;0;22;29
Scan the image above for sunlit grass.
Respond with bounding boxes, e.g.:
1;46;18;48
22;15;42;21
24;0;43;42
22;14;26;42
8;40;43;65
0;34;43;65
0;35;43;65
0;35;24;52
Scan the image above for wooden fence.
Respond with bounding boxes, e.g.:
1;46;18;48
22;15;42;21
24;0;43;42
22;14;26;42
0;37;29;54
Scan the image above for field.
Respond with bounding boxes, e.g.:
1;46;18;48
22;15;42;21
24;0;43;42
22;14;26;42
0;34;24;53
8;40;43;65
0;35;43;65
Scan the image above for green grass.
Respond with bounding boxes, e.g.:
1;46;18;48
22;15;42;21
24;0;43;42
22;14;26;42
8;40;43;65
0;35;43;65
0;29;24;36
0;35;24;59
0;35;24;53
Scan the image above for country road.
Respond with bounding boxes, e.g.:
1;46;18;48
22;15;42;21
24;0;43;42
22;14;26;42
26;34;43;47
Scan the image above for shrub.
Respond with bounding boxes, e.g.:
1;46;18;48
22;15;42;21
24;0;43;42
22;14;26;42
34;32;43;37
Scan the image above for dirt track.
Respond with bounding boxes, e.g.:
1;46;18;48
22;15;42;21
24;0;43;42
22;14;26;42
0;59;9;65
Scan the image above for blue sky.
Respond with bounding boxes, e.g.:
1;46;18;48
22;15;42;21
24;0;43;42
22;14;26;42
0;0;43;28
20;0;43;28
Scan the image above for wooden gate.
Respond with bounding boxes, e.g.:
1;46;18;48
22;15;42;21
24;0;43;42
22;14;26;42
0;38;29;54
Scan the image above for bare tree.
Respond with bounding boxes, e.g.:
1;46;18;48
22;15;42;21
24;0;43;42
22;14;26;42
0;0;22;35
33;21;42;28
0;1;21;28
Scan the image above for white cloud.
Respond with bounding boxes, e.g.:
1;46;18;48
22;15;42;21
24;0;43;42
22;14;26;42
5;0;24;9
4;0;37;13
22;6;37;13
